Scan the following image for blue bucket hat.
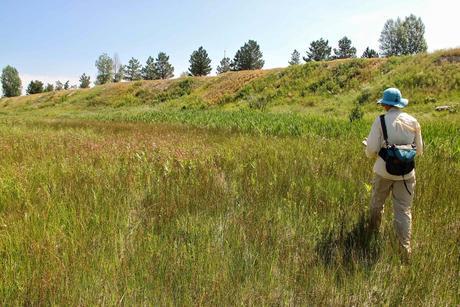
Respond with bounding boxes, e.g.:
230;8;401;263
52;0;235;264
377;88;408;108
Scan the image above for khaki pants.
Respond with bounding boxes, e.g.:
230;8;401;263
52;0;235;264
370;174;416;254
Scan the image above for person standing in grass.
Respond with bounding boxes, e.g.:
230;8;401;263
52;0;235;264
364;88;423;261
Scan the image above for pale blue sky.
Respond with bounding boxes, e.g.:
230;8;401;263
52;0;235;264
0;0;458;89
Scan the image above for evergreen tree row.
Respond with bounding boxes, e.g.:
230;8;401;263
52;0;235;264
94;52;175;85
190;40;265;76
94;39;265;85
289;14;426;65
1;14;428;97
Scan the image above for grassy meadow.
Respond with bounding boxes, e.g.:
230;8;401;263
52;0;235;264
0;50;459;304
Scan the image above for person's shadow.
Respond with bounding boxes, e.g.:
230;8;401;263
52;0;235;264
315;212;382;270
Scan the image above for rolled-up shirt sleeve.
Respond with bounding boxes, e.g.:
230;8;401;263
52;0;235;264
365;118;382;158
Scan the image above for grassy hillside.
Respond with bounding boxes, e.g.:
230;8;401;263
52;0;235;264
1;49;459;121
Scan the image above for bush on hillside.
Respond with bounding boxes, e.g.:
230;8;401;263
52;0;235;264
156;79;194;103
248;95;269;110
357;88;372;105
349;104;364;122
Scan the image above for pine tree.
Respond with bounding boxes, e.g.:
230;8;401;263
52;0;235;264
288;49;301;65
124;58;142;81
333;36;357;59
64;81;70;90
1;65;22;97
26;80;44;95
188;46;212;76
79;73;91;88
95;53;114;85
44;83;54;92
154;52;174;79
303;38;331;62
216;56;231;74
232;40;264;71
142;56;158;80
361;47;379;58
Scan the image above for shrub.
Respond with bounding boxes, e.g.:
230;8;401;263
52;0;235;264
357;88;372;104
152;79;195;103
248;95;269;110
177;78;193;94
424;96;437;104
349;104;364;122
217;94;233;105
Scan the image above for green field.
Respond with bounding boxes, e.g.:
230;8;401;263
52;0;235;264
0;50;459;304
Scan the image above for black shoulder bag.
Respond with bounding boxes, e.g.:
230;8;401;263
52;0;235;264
378;115;417;194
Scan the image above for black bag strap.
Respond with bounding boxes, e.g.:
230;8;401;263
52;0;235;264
402;173;412;196
379;115;389;146
380;114;412;195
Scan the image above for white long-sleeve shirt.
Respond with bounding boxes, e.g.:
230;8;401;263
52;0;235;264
366;108;423;180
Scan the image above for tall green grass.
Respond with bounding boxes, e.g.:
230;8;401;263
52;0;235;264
94;109;368;138
0;115;458;305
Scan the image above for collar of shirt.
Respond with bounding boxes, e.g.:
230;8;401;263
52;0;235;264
387;108;402;114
